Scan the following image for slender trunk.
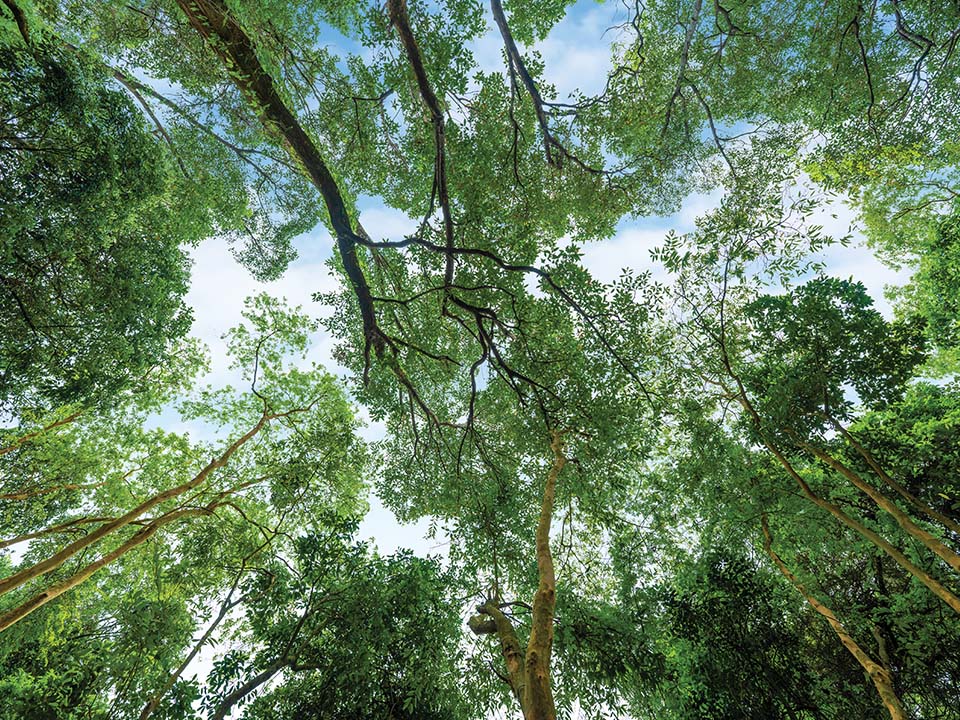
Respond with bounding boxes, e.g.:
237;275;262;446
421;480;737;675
386;0;455;285
725;386;960;614
763;437;960;614
831;419;960;537
1;0;31;44
140;578;245;720
0;410;271;598
141;537;280;720
472;433;566;720
479;600;527;707
0;506;213;633
761;516;907;720
802;443;960;575
0;516;115;551
523;432;566;720
489;0;557;165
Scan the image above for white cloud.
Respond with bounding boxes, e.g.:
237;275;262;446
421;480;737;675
581;190;723;283
581;226;667;283
355;202;420;241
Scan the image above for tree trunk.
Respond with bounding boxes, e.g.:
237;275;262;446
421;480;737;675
0;410;271;598
728;387;960;614
0;411;81;457
764;437;960;614
761;515;907;720
0;505;212;633
173;0;384;361
803;443;960;574
472;433;566;720
832;419;960;538
522;431;565;720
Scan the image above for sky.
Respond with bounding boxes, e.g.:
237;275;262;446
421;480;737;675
173;0;911;565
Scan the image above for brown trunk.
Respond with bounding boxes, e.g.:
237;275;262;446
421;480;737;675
471;433;566;720
803;443;960;575
761;516;907;720
0;410;271;598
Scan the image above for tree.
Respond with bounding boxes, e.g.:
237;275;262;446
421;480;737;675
0;33;197;414
3;0;960;718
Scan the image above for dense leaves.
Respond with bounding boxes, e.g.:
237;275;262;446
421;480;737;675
0;39;195;413
2;0;960;718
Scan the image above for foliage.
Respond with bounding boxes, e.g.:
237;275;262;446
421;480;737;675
0;37;197;414
1;0;960;719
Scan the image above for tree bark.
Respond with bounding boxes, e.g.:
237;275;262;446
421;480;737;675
0;411;81;457
209;659;287;720
0;505;214;633
830;419;960;537
762;436;960;614
478;601;527;707
173;0;384;362
386;0;455;285
0;409;273;598
802;444;960;575
724;383;960;614
522;431;565;720
472;432;566;720
761;515;907;720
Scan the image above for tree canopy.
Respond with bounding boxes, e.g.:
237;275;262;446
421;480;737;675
1;0;959;718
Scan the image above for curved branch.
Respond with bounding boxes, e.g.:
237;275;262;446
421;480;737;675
387;0;455;285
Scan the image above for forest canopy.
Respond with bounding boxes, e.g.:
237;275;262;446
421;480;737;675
1;0;959;718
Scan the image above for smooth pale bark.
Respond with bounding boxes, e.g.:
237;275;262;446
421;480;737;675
802;443;960;574
473;433;566;720
724;377;960;615
763;436;960;614
830;419;960;538
523;432;565;720
0;409;274;598
0;516;115;551
0;505;212;633
0;479;108;501
761;516;907;720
